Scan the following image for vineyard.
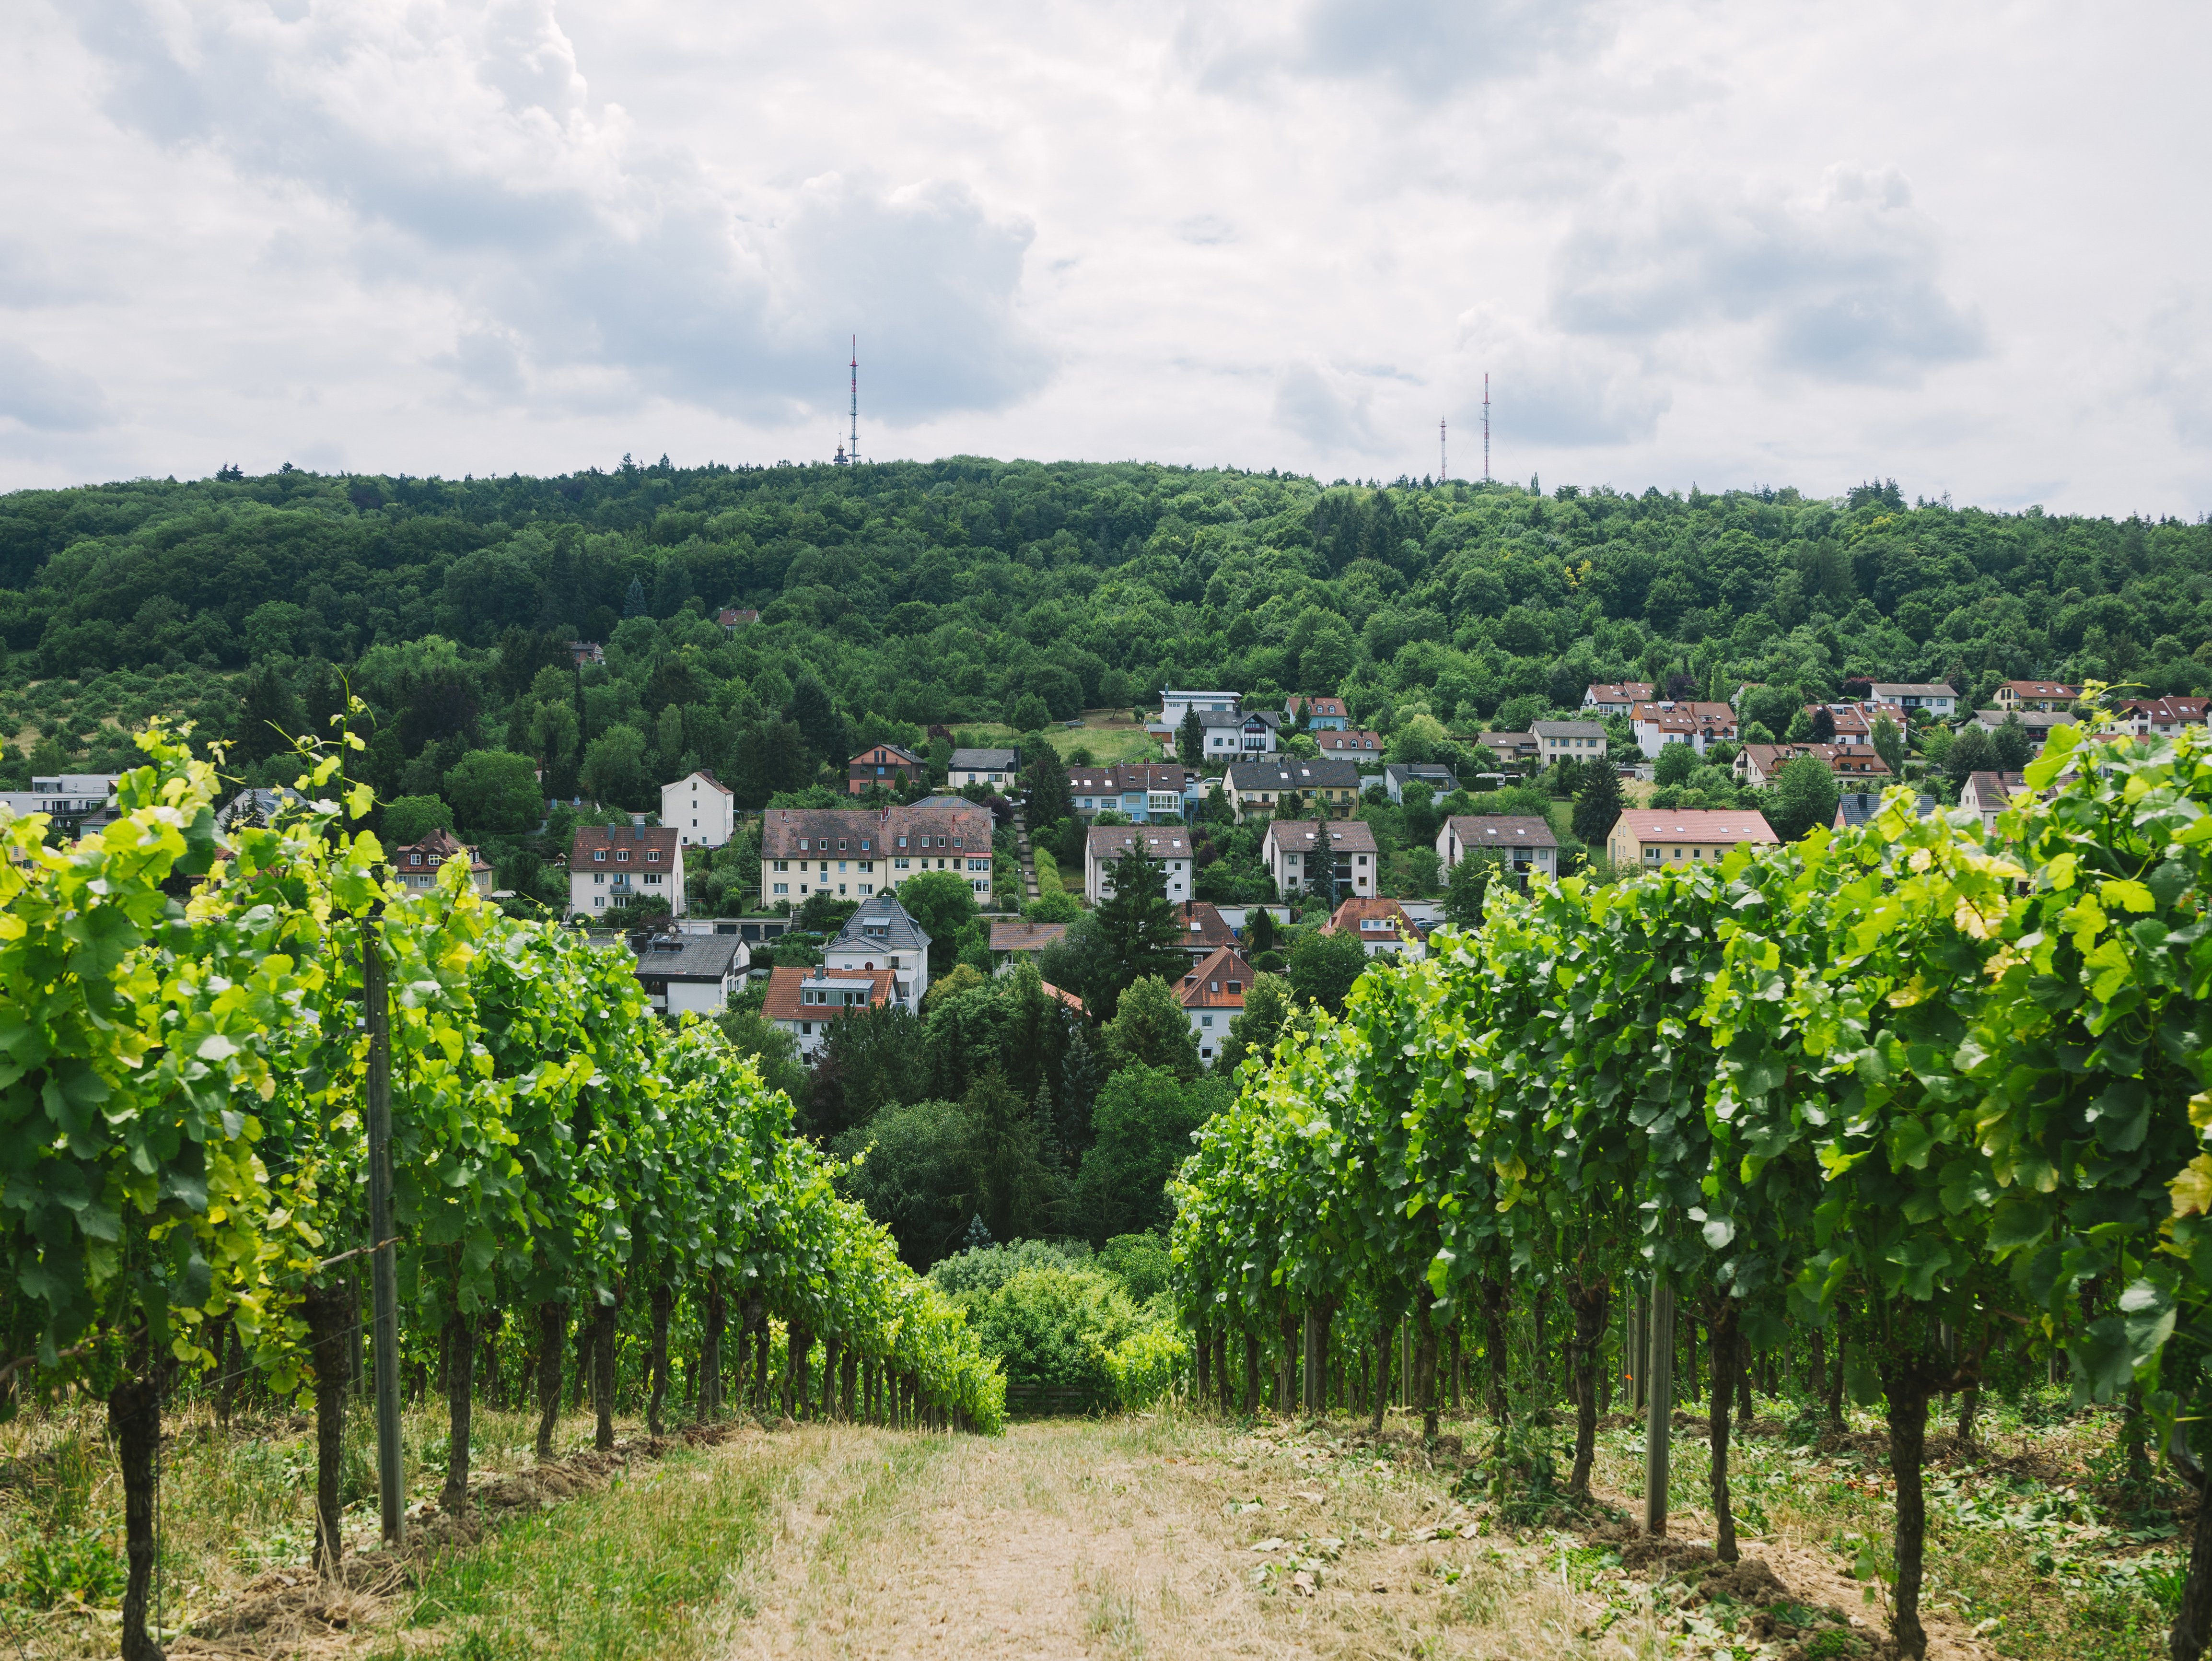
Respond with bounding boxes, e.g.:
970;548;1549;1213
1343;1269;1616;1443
1172;716;2212;1661
0;721;1005;1661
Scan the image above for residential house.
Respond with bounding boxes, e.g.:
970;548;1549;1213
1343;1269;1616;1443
2109;696;2211;738
570;823;685;914
630;932;747;1017
1606;809;1778;869
989;919;1069;970
949;748;1020;790
1259;819;1378;899
1960;770;2031;834
1083;825;1193;905
1834;791;1937;832
1286;694;1351;730
1629;701;1740;758
1968;708;2078;752
1732;743;1893;787
1583;682;1654;717
1321;896;1427;960
661;769;734;847
1187;708;1281;759
762;964;896;1060
392;825;495;897
1436;815;1557;883
847;742;925;795
760;799;994;907
1804;702;1908;749
2;773;123;836
568;641;604;667
1161;690;1240;726
214;784;301;831
1067;763;1196;821
823;893;932;1012
1383;761;1457;803
1174;900;1238;959
715;608;759;632
1869;682;1958;716
1314;728;1386;761
1223;758;1361;821
1532;720;1608;766
1995;680;2082;712
1478;731;1541;765
1177;945;1254;1069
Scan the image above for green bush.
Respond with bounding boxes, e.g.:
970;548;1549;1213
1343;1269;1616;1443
948;1263;1146;1394
1103;1323;1188;1410
1034;846;1063;896
1096;1232;1172;1302
928;1237;1091;1296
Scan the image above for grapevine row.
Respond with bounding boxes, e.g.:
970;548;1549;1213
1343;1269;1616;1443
0;721;1005;1661
1172;717;2212;1661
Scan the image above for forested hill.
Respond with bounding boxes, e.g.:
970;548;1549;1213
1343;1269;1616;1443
0;457;2206;802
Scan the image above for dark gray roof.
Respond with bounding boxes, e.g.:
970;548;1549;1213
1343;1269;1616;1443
1195;709;1283;729
1384;762;1458;783
950;748;1019;770
631;934;744;982
1225;758;1362;790
1531;720;1607;738
828;893;933;955
1834;791;1937;830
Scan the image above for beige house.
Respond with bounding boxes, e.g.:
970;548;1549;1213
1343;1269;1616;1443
1532;720;1608;764
1733;743;1893;787
760;800;994;907
1995;680;2082;712
1224;758;1361;821
949;748;1020;789
1960;770;2031;834
1607;808;1778;869
1259;819;1378;899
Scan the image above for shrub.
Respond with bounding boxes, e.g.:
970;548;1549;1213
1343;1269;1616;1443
1103;1324;1188;1410
951;1263;1145;1394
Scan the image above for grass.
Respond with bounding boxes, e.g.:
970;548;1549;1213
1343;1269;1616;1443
0;1378;2181;1661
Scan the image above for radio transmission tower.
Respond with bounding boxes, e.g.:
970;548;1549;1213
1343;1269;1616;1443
1482;374;1491;483
849;336;860;466
1439;417;1447;482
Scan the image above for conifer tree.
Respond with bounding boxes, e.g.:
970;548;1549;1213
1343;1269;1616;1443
1572;760;1624;846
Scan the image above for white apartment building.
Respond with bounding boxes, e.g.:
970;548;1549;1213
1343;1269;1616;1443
1259;819;1378;899
1869;682;1958;716
661;769;735;847
821;893;933;1013
1160;690;1241;726
1083;825;1193;905
569;823;686;915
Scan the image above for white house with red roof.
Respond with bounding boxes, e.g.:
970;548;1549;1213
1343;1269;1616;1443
762;964;896;1058
1176;945;1254;1068
393;826;495;897
1321;896;1427;959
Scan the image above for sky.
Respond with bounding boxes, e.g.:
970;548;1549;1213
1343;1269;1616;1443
2;0;2208;515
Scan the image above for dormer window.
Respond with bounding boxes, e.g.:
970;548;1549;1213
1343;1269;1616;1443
410;854;423;866
593;850;605;863
800;838;810;850
617;850;629;863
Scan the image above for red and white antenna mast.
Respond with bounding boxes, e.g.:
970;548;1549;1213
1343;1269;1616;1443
849;335;860;465
1482;373;1491;483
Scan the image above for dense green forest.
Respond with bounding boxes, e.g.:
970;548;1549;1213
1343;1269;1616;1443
4;457;2207;785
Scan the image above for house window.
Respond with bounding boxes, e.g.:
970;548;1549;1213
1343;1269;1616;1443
1201;1014;1215;1028
410;853;423;866
1227;981;1242;994
647;850;660;863
594;851;606;863
773;882;788;895
594;896;605;908
801;1021;814;1036
617;850;629;863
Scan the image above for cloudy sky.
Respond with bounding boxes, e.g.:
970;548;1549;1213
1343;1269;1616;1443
2;0;2206;513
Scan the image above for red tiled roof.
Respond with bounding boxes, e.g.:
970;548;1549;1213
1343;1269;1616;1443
1176;946;1255;1009
1043;981;1085;1014
1320;896;1421;941
761;964;895;1022
1176;900;1236;952
569;823;679;867
1314;728;1385;753
1614;810;1778;844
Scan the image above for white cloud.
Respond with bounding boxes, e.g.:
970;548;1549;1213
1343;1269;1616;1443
1549;168;1987;386
0;341;109;432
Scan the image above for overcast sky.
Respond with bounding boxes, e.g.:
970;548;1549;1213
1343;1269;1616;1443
3;0;2206;514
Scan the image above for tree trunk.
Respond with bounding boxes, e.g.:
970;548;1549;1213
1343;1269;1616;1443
647;1280;672;1439
303;1283;350;1572
783;1322;808;1420
1825;1331;1847;1425
700;1283;726;1421
1956;1381;1980;1446
536;1299;565;1459
1686;1313;1700;1403
1566;1275;1609;1496
1370;1322;1392;1435
479;1309;504;1410
110;1360;167;1661
1303;1305;1333;1415
1532;1284;1550;1406
1278;1305;1299;1414
841;1347;859;1419
1706;1300;1740;1562
573;1318;593;1410
593;1294;619;1451
2169;1446;2212;1661
1881;1355;1935;1660
1735;1333;1755;1426
442;1306;477;1516
1214;1331;1230;1409
1242;1330;1259;1415
1415;1287;1441;1440
1481;1272;1511;1424
752;1308;771;1411
823;1332;842;1420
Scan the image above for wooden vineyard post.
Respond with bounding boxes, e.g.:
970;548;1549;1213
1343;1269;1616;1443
1643;1280;1675;1537
364;910;405;1547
